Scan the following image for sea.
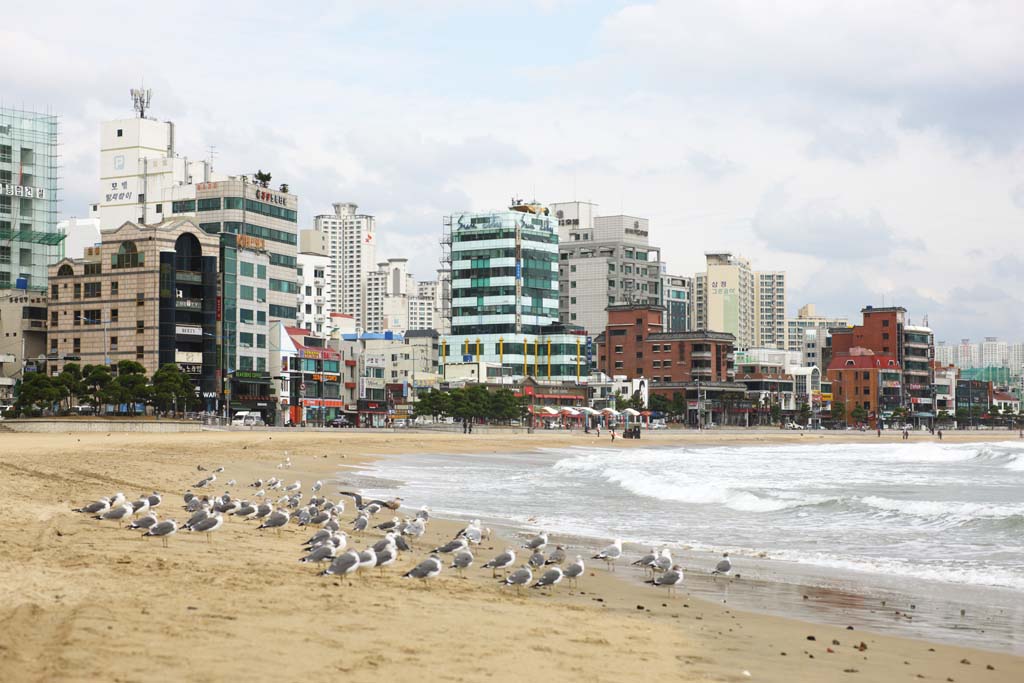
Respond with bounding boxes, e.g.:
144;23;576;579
346;439;1024;652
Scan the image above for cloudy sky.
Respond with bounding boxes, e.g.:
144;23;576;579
4;1;1023;342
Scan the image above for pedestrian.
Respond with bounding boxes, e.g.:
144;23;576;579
938;429;943;440
877;427;881;437
611;428;616;442
596;424;601;438
468;421;473;434
463;419;468;434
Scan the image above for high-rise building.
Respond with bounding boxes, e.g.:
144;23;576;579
660;272;692;332
442;203;585;382
693;253;786;350
934;340;956;367
1010;343;1024;376
981;337;1008;367
296;251;329;335
1;107;63;291
956;339;980;369
785;304;848;353
550;201;663;336
314;202;376;329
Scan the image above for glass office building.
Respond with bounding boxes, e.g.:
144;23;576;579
0;107;63;290
442;204;586;382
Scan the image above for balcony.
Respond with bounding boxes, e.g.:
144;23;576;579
691;350;712;359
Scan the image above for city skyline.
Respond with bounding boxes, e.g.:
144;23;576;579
4;1;1024;341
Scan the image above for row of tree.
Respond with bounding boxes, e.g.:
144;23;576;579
10;361;200;417
413;386;522;422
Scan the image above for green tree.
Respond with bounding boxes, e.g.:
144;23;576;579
103;361;149;415
254;169;272;188
830;401;846;422
771;402;783;425
669;392;686;419
413;388;440;420
648;393;670;415
151;363;197;415
488;388;520;422
81;364;113;410
56;363;86;411
851;405;868;424
628;390;646;411
14;371;61;416
798;402;812;425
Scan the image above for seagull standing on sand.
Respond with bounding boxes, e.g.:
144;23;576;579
545;545;566;566
647;564;684;597
532;566;564;593
632;548;658;575
482;549;516;578
528;551;546;568
322;550;360;582
712;553;732;577
500;566;533;595
431;537;469;555
73;497;109;514
258;509;290;535
593;539;623;571
300;543;338;565
522;531;548;553
654;548;673;574
450;549;474;578
188;512;224;543
144;519;178;547
97;502;133;527
146;492;162;509
356;547;378;577
403;555;443;586
128;512;158;532
564;556;585;587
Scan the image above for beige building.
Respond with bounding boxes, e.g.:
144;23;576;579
47;219;220;404
0;290;48;399
693;252;786;350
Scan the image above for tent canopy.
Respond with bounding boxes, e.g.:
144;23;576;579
621;408;641;416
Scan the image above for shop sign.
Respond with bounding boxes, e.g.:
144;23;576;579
103;180;132;202
178;363;203;374
302;349;323;360
234;370;264;380
176;325;203;337
176;350;202;363
364;354;386;367
237;234;266;251
196;182;221;191
1;182;46;199
255;189;287;206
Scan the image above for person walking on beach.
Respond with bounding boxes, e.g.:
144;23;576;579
611;428;616;442
596;424;601;438
938;429;943;440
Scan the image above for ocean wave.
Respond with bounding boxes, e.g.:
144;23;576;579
859;496;1024;520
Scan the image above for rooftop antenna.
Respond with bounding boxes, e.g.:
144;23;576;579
131;86;152;119
207;145;218;168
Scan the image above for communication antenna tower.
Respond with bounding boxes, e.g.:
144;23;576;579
131;87;152;119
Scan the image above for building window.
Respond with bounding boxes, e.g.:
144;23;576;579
110;309;118;323
614;360;624;369
50;311;58;326
257;357;267;372
257;264;266;279
239;356;253;371
112;241;143;269
239;261;254;277
73;311;81;326
240;308;254;324
239;332;253;348
110;336;118;351
84;309;101;325
257;334;266;349
136;320;145;334
155;203;163;214
136;292;144;306
111;281;118;296
73;283;81;299
136;345;144;360
882;320;889;327
84;282;101;298
614;345;623;354
73;338;80;353
239;285;253;300
197;198;222;211
116;128;123;137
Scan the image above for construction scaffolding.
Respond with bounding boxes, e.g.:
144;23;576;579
439;214;453;335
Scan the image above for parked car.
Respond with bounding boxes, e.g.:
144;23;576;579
231;411;265;427
785;422;805;430
329;416;352;428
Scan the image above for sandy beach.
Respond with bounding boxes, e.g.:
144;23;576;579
1;427;1021;682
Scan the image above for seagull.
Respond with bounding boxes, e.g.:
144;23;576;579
213;467;225;473
632;548;659;574
365;503;381;517
144;519;178;547
73;497;109;514
402;518;426;545
482;549;515;578
545;545;566;566
373;516;400;531
146;492;162;509
374;544;398;574
257;509;290;535
188;512;223;543
352;514;369;533
252;503;273;520
371;533;399;554
522;531;548;553
250;479;263;489
654;548;673;573
712;553;732;577
285;480;301;493
500;566;533;595
97;502;133;527
312;480;323;494
528;551;546;568
592;539;623;571
300;543;338;565
450;549;474;578
233;502;257;519
322;550;360;581
128;512;158;532
226;479;236;487
415;506;430;520
564;556;585;587
403;555;442;586
431;537;469;555
356;547;377;576
456;519;483;544
648;564;684;597
194;474;216;489
184;508;210;530
337;491;403;511
109;492;126;508
532;566;564;592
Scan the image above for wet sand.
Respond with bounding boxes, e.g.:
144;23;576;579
0;428;1021;682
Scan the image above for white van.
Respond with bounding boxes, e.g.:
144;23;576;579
231;411;265;427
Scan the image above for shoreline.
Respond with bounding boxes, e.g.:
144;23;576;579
346;446;1024;656
1;430;1021;682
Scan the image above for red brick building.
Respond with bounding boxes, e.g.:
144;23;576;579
827;349;902;426
595;304;742;425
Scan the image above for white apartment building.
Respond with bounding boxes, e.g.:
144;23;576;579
934;341;956;367
412;273;449;334
660;272;692;332
981;337;1009;367
551;200;663;335
785;303;848;352
757;271;787;348
296;251;329;335
365;258;447;334
956;339;980;369
314;202;376;328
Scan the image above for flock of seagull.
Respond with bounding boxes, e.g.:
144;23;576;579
71;454;736;598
